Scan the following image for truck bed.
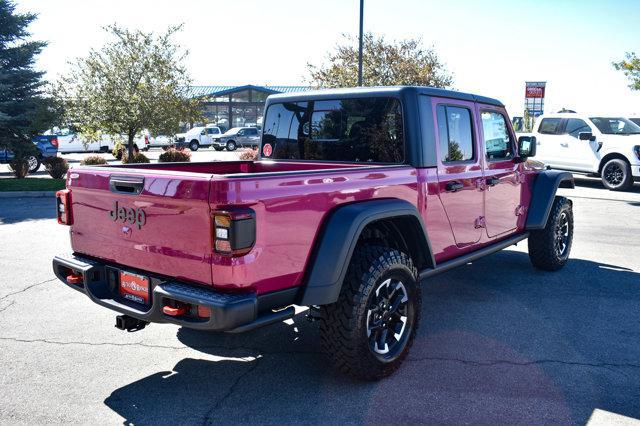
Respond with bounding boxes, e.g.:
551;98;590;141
67;160;417;293
100;159;373;176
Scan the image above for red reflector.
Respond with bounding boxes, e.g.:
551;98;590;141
197;306;211;318
215;239;232;253
51;137;59;148
66;273;83;285
163;305;188;316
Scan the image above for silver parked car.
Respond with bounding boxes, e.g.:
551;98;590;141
212;127;261;151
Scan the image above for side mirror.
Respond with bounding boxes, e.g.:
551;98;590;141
517;135;536;160
579;132;596;141
200;130;206;135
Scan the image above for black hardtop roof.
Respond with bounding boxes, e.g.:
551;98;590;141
267;86;504;107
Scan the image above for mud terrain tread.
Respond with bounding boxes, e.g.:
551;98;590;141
319;245;420;380
528;196;573;271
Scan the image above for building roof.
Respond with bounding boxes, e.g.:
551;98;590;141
187;84;311;99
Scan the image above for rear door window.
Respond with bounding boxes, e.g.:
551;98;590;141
538;118;562;135
436;105;474;162
262;97;404;163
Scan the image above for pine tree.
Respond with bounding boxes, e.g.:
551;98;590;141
0;0;55;176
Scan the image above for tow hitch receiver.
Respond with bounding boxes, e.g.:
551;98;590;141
115;315;149;332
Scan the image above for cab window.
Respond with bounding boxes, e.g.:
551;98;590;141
538;118;562;135
481;111;513;160
565;119;591;139
436;105;474;163
262;97;404;163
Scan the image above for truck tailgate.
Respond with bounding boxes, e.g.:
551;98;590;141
67;168;214;286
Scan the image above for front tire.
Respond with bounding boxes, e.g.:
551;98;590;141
320;246;420;380
189;140;199;151
528;196;573;271
601;158;632;191
226;141;236;151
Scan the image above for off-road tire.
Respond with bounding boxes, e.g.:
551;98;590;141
320;245;421;380
600;158;632;191
189;140;199;151
528;196;573;271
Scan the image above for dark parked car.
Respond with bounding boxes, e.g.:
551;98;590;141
0;135;59;173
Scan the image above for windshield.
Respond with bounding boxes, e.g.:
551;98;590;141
589;117;640;135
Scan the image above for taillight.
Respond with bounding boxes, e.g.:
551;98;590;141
56;189;72;225
213;209;255;256
51;137;59;148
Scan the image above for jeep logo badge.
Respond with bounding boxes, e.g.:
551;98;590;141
108;201;146;229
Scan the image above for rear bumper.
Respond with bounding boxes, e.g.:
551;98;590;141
52;253;295;332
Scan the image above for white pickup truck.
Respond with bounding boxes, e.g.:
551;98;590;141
526;113;640;190
176;125;223;151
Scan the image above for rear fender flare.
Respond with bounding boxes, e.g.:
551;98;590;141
525;170;574;230
298;199;434;306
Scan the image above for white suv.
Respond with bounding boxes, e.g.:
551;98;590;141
530;113;640;190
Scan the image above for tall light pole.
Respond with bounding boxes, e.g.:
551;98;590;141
357;0;364;86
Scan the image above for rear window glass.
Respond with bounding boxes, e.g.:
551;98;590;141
538;118;562;134
261;97;404;163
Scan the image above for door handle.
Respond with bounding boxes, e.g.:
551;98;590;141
486;177;500;187
445;181;464;192
560;143;568;147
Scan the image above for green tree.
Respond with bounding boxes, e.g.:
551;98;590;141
0;0;59;177
55;25;202;159
613;52;640;90
307;32;453;88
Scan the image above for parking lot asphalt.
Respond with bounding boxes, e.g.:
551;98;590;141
0;177;639;425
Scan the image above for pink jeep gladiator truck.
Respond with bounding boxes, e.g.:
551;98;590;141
53;86;574;380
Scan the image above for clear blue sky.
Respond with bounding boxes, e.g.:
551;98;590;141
15;0;640;117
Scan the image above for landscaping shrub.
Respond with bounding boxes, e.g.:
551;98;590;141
42;156;69;179
122;152;150;164
239;148;259;161
158;147;191;162
8;159;29;178
112;140;124;159
6;140;39;178
80;155;108;166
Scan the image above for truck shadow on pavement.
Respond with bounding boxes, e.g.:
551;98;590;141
0;198;56;224
104;250;640;425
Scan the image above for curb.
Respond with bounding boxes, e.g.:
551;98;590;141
0;191;57;198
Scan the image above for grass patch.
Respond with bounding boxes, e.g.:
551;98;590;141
0;178;66;192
